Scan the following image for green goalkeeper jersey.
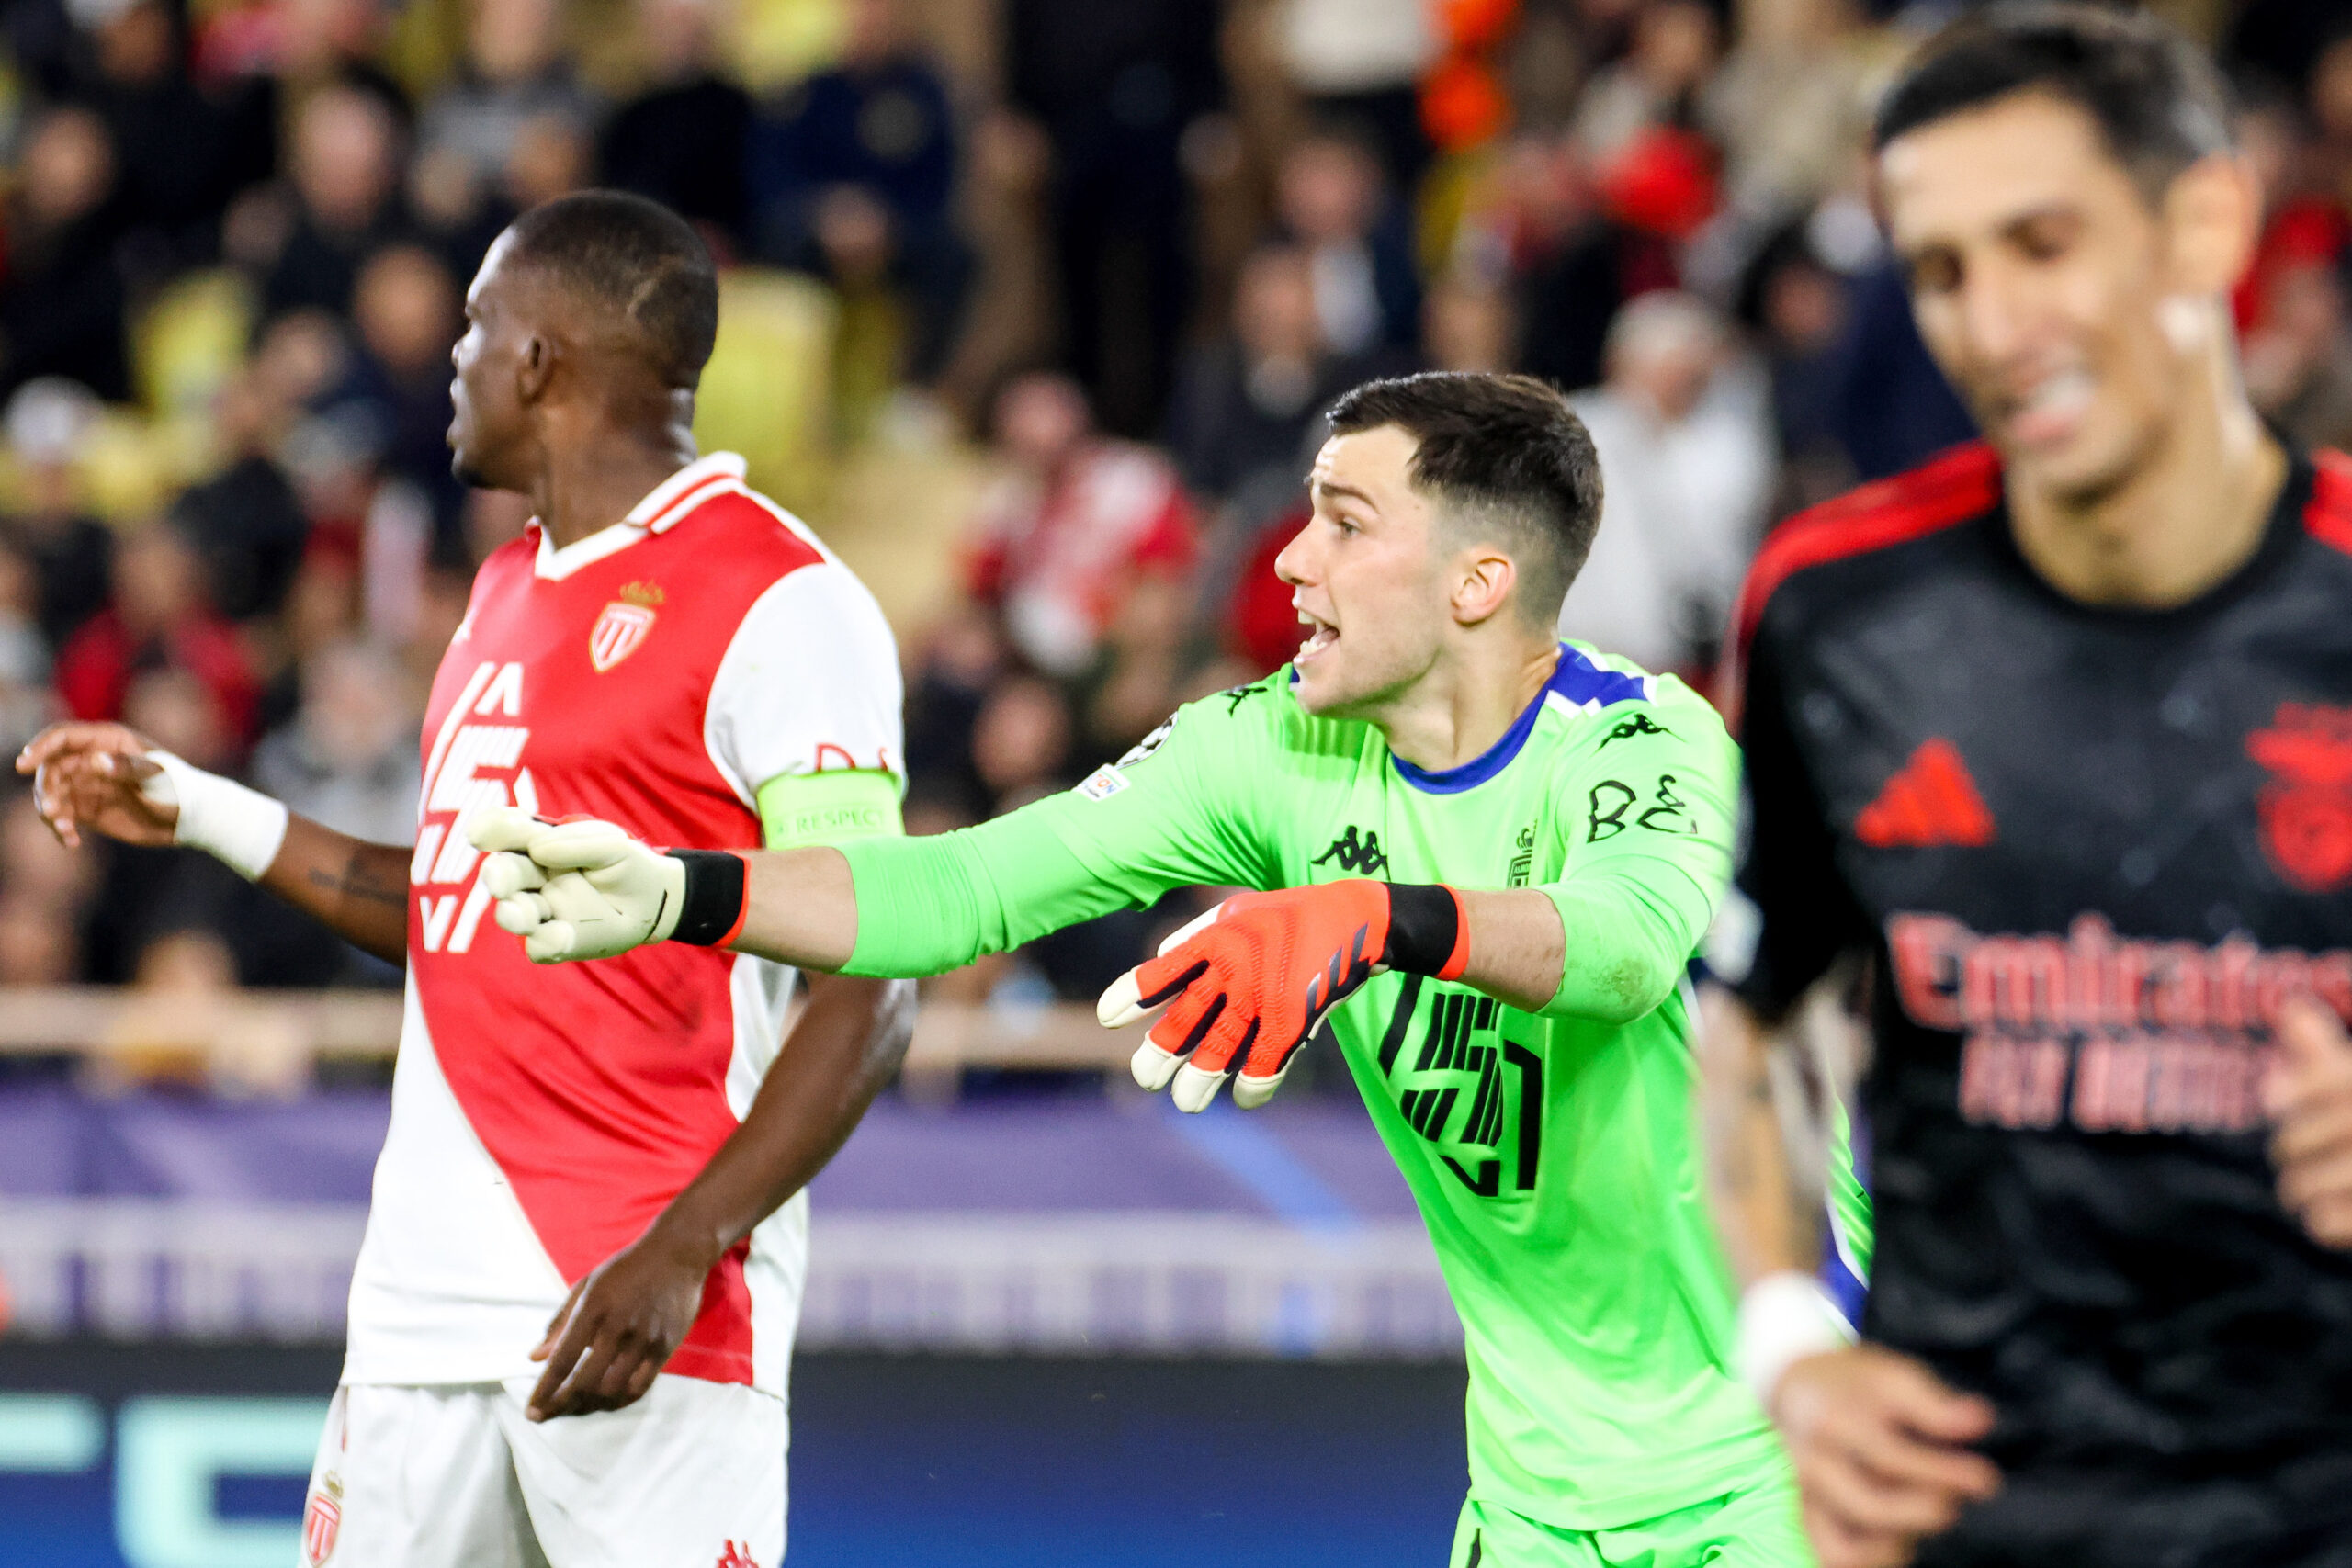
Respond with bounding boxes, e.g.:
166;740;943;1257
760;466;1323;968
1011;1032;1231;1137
840;643;1786;1529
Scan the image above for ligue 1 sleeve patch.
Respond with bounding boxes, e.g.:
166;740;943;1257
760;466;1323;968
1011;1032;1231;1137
1077;764;1129;801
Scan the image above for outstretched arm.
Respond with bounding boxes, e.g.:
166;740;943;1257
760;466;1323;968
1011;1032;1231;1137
17;723;412;964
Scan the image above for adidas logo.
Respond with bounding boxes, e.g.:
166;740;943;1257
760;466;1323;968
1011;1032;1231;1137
1856;739;1996;849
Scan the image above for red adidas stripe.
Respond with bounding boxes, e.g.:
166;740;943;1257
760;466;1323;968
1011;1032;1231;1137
2307;449;2352;556
1720;442;2002;727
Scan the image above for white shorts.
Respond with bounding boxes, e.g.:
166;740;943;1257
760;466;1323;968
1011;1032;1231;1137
299;1376;786;1568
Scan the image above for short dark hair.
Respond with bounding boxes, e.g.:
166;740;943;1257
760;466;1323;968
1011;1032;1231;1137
1874;4;2233;199
1327;371;1603;625
505;191;719;389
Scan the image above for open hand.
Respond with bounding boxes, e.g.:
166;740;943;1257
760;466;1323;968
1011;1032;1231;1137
1774;1344;2001;1568
1100;880;1391;1112
15;723;175;849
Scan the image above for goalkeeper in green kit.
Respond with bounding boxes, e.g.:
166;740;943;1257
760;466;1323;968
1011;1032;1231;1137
468;372;1812;1566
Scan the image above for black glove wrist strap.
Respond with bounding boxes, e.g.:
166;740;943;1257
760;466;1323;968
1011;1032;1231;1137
668;850;749;946
1384;883;1467;978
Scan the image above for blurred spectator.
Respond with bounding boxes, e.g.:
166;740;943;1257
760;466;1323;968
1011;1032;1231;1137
1214;486;1325;679
2230;3;2352;104
1006;0;1222;434
170;320;322;622
1273;124;1421;357
1736;221;1857;514
235;81;413;318
965;371;1198;678
212;0;408;111
1487;130;1682;395
1572;0;1716;161
0;549;52;758
52;523;262;747
903;603;1007;822
2245;260;2352;453
1273;0;1436;191
1700;0;1881;225
411;0;597;267
600;0;752;249
1079;570;1190;757
419;0;598;183
971;672;1073;812
0;379;114;649
75;0;271;282
344;243;465;540
1;106;131;400
0;886;76;983
747;0;967;381
240;637;414;985
1826;258;1975;481
1165;243;1356;502
1422;269;1518;374
0;784;92;982
1557;292;1773;679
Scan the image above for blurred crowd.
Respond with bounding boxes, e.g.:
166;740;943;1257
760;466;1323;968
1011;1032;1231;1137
0;0;2347;1028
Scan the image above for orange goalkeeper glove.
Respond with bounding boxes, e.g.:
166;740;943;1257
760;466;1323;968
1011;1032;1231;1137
1099;880;1470;1111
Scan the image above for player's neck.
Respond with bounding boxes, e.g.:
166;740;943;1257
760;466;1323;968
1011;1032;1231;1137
530;424;702;551
2005;377;2286;612
1375;635;1560;774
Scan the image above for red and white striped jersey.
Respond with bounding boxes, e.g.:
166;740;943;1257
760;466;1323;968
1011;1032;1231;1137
344;452;902;1394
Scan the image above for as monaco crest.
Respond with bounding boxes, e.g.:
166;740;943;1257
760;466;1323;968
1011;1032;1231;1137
2248;702;2352;893
590;581;663;672
302;1485;342;1564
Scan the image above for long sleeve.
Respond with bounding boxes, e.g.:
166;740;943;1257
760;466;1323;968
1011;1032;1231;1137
1533;687;1739;1022
837;682;1284;978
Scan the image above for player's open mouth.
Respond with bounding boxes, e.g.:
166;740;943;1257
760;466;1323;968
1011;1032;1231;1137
1295;611;1338;665
1999;368;2095;451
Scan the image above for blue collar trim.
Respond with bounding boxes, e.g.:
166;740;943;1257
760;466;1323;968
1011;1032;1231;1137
1390;645;1652;795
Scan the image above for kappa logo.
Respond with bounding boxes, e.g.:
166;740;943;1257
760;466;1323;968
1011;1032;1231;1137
715;1543;762;1568
1219;674;1276;715
2248;702;2352;893
1598;712;1672;748
589;581;664;671
1312;825;1389;874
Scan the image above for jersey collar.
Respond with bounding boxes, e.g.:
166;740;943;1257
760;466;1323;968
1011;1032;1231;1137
1390;643;1654;795
531;452;751;581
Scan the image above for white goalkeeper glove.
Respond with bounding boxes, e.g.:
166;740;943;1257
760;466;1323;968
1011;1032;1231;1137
468;807;686;963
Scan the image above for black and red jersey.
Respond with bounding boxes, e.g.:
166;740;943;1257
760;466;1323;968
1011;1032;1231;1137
1730;441;2352;1566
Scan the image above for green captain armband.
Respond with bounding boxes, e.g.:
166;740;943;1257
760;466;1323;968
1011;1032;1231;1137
755;769;904;851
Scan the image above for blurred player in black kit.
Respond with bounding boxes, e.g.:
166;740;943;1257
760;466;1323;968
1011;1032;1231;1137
1701;7;2352;1568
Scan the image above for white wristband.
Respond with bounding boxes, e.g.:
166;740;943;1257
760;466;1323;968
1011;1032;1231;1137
140;750;289;882
1735;1270;1856;1412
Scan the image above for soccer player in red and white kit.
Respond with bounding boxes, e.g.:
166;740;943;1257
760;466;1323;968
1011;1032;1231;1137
17;193;912;1567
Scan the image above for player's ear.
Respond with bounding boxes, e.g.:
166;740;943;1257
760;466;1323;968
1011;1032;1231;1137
515;332;554;405
2160;152;2260;301
1452;547;1517;628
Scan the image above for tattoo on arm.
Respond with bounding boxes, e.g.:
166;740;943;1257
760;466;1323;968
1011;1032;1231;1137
309;855;407;908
